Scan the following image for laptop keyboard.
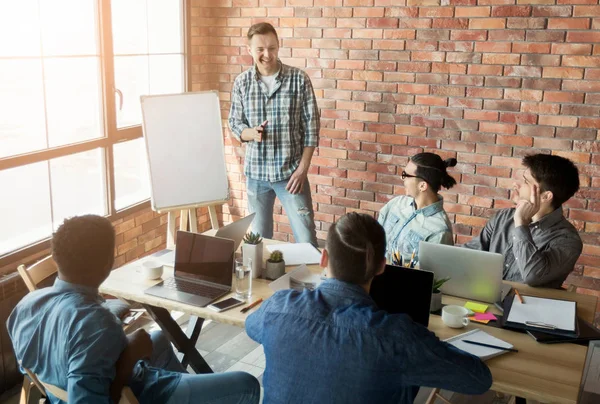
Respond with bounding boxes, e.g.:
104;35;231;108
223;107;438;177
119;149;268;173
162;277;224;299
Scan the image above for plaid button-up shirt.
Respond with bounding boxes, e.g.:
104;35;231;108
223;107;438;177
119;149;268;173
229;62;320;182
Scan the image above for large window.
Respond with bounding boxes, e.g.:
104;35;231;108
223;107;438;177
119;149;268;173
0;0;187;257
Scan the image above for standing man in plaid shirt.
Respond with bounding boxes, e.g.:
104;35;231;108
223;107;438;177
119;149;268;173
229;23;319;246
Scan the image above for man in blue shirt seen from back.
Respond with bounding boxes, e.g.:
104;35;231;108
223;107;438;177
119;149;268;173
246;212;493;404
8;214;259;404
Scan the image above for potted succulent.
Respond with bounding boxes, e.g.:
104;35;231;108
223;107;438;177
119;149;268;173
242;231;263;279
430;277;450;313
265;250;286;280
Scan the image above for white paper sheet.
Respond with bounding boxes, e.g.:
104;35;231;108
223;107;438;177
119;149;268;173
266;243;322;266
507;295;576;332
268;264;324;292
446;329;513;361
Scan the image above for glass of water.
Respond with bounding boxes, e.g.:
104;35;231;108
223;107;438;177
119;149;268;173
234;258;252;300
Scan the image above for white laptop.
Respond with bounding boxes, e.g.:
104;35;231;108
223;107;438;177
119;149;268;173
156;213;256;267
419;241;511;304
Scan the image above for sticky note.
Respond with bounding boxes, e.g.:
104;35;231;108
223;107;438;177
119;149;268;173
465;302;489;314
469;316;490;324
474;312;497;321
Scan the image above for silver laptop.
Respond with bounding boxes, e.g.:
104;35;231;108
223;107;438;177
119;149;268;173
419;241;510;304
145;231;234;307
155;214;255;267
215;212;256;252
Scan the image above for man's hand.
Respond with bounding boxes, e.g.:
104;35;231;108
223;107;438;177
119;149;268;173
514;184;541;227
286;165;308;195
241;120;268;142
110;329;153;402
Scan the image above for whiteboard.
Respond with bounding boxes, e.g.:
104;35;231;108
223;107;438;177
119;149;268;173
140;91;229;211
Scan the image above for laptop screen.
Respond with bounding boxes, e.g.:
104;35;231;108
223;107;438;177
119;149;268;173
369;265;434;327
174;231;234;287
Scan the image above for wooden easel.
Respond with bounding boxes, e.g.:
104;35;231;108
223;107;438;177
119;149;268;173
162;203;220;249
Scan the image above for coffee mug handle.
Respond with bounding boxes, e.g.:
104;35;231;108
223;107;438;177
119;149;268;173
462;317;470;327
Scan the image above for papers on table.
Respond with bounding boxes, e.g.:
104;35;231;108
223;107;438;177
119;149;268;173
266;243;322;266
268;264;324;292
506;295;576;332
446;329;513;361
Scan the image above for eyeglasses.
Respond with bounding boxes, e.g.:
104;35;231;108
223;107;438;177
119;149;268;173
401;170;420;180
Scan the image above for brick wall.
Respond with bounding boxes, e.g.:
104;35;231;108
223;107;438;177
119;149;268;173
190;0;600;318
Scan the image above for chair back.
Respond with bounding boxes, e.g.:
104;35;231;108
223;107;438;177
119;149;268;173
17;255;58;292
21;365;138;404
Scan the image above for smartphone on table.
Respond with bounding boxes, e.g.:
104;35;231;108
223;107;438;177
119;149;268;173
208;297;245;312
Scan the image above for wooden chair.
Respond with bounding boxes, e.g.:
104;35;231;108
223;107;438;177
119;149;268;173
21;365;138;404
426;388;452;404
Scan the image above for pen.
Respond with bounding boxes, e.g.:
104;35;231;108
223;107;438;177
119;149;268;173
514;289;525;304
408;248;416;268
463;340;519;353
240;298;264;314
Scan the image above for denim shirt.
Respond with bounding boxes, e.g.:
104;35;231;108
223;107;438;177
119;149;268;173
378;195;454;264
7;279;180;404
246;279;492;404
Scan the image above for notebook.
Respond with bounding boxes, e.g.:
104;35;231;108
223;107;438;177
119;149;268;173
506;295;576;333
445;329;514;361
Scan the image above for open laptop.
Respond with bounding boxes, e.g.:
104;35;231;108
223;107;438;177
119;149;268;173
155;213;255;267
370;265;434;327
145;231;234;307
419;241;511;304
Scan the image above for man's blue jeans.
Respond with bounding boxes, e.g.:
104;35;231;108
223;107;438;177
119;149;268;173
247;177;318;246
148;331;260;404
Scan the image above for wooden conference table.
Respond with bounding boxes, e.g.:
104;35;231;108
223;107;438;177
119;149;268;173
100;239;597;404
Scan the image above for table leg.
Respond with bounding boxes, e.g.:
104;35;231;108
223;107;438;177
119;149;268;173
181;316;204;369
142;304;213;374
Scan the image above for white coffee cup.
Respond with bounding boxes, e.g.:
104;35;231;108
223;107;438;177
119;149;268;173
141;260;163;280
442;305;470;328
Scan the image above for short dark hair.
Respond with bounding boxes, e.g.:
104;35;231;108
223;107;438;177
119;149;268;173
522;154;580;209
247;22;279;42
326;213;386;285
410;152;458;193
52;215;115;277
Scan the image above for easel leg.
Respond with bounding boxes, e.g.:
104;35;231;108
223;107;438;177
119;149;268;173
189;209;198;233
166;211;177;249
180;209;190;232
208;205;219;230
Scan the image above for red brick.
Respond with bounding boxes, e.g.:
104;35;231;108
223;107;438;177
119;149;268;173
399;19;434;29
549;18;591;29
492;5;532;17
520;102;560;115
468;65;503;76
412;116;444;127
482;53;520;65
450;75;484;86
556;127;597;140
431;85;466;97
484;100;521;112
439;41;474;52
580;117;600;129
563;80;600;92
544;91;585;103
505;89;543;101
433;18;470;29
448;97;482;109
366;18;398;28
552;43;593;55
512;43;552;54
477;166;512;178
538;115;578;127
566;32;600;43
467;87;503;99
563;56;600;67
500;112;537;125
491;156;522;167
505;66;542;77
480;122;517;134
532;6;572;17
455;6;491;17
417;73;450;84
521;54;561;66
506;17;546;29
464;110;499;121
543;67;584;79
533;137;574;150
470;18;506;29
489;30;525;41
451;30;488;41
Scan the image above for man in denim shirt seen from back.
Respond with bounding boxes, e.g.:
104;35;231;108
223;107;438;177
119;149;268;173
246;212;492;404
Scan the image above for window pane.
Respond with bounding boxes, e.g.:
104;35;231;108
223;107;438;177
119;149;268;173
39;0;98;56
114;55;149;128
113;138;150;210
0;59;47;158
147;0;183;54
0;162;52;255
0;1;41;57
50;148;107;229
111;0;148;55
149;55;184;95
44;57;104;147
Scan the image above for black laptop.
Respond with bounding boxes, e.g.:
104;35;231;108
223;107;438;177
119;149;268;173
370;265;434;327
144;231;234;307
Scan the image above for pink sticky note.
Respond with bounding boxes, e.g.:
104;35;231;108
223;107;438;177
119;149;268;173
474;312;498;321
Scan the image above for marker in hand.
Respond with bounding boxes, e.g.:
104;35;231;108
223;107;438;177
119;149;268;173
256;120;268;142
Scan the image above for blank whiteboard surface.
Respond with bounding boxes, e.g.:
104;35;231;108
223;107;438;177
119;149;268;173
141;91;229;211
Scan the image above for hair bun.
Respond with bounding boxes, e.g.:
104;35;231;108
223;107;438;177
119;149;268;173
444;158;457;168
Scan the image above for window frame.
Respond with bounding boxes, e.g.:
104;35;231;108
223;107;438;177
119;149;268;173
0;0;192;268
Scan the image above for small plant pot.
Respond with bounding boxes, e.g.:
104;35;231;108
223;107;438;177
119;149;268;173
430;291;443;313
242;242;263;279
265;260;286;280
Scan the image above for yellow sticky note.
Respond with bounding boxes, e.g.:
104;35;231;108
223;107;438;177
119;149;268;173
465;302;488;314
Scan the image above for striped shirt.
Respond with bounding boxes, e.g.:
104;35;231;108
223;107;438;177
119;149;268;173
229;62;320;182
